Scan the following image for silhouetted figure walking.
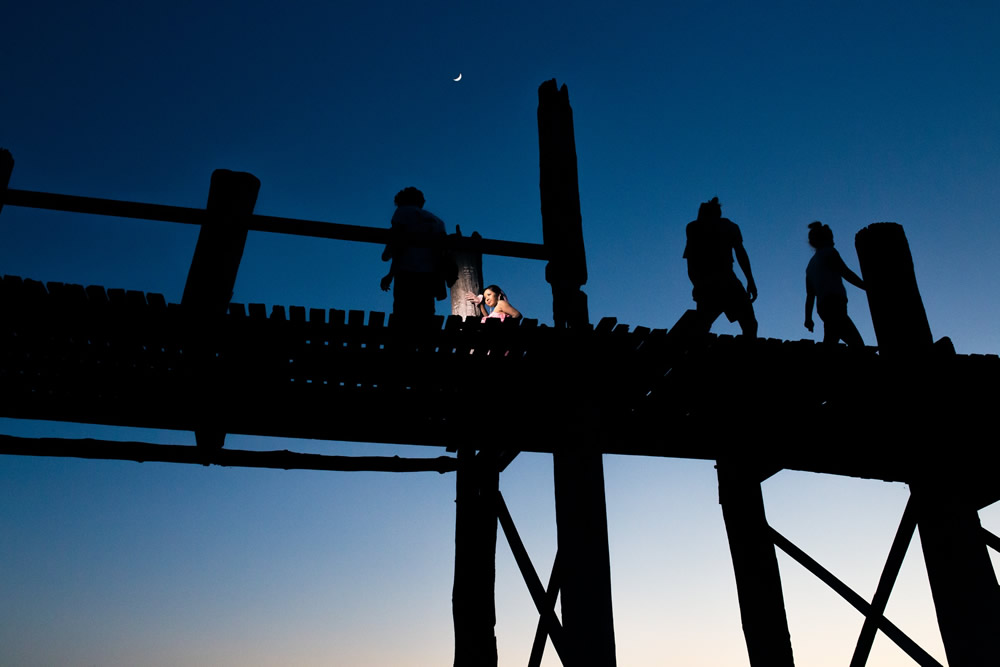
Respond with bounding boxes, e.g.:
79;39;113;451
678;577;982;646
381;187;448;320
683;197;758;338
804;221;865;347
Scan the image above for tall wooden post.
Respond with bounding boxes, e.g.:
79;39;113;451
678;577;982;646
856;222;1000;666
538;78;616;666
0;149;13;216
453;447;498;667
182;169;260;450
538;79;588;329
449;227;483;319
717;459;794;666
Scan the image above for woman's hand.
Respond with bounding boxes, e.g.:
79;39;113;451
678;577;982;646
466;292;483;305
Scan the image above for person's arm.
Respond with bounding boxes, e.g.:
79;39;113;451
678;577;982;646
734;242;758;302
805;280;815;333
466;292;488;318
496;300;521;319
836;252;865;290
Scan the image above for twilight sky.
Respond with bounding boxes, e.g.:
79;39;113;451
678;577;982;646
2;1;998;665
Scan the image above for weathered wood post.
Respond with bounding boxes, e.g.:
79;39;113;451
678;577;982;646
449;227;483;319
856;221;1000;667
538;78;616;666
182;169;260;451
0;149;13;216
538;79;588;329
453;448;499;667
717;460;794;666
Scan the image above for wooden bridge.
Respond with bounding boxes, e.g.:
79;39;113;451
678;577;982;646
2;80;998;667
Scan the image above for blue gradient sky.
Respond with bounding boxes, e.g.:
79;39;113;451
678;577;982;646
2;1;998;665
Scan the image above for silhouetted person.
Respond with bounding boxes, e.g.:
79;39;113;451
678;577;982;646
381;187;448;320
684;197;758;338
804;221;865;346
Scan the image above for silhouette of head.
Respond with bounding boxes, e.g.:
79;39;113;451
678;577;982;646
697;197;722;221
483;284;506;307
394;187;425;208
808;221;834;249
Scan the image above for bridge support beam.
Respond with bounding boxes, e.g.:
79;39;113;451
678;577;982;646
553;449;617;666
856;222;1000;666
718;460;794;667
538;79;588;328
182;169;260;450
0;148;13;216
453;447;498;667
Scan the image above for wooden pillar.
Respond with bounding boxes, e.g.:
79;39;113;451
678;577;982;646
182;169;260;315
717;459;794;666
856;222;1000;666
453;447;498;667
182;169;260;450
553;447;617;666
538;78;615;665
854;222;933;354
449;227;483;319
537;79;588;328
0;148;13;216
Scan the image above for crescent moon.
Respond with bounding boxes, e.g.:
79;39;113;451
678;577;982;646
453;73;462;82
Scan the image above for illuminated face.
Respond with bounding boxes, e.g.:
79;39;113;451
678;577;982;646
483;289;498;307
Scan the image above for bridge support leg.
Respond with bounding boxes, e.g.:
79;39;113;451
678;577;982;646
553;451;617;666
911;478;1000;667
0;149;13;216
717;460;794;667
453;447;498;667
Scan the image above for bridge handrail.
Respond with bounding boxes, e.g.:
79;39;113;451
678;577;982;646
1;187;549;261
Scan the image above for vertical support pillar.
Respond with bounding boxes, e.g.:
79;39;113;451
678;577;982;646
182;169;260;450
856;222;1000;666
553;447;617;667
537;79;588;328
855;222;933;354
538;78;614;665
0;148;13;216
717;459;794;666
449;228;483;319
453;447;498;667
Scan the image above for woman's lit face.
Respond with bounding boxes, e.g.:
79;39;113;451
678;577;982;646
483;289;498;307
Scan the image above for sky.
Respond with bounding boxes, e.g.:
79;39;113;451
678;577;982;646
1;1;999;665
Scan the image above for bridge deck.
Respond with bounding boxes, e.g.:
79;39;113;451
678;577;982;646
2;275;998;485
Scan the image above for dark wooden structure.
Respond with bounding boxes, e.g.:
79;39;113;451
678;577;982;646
2;79;1000;667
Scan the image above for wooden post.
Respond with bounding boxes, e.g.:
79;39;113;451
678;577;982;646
856;222;1000;666
538;78;615;665
449;227;483;319
717;459;795;667
553;447;617;666
182;169;260;315
855;222;933;355
538;79;588;328
182;169;260;450
453;447;498;667
0;148;13;216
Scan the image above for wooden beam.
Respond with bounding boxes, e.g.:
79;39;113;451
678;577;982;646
538;79;589;328
771;526;941;666
528;552;561;667
496;491;568;664
0;148;13;216
910;478;1000;667
850;498;917;667
717;459;794;667
2;188;548;259
453;447;499;667
0;434;458;472
552;450;617;666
